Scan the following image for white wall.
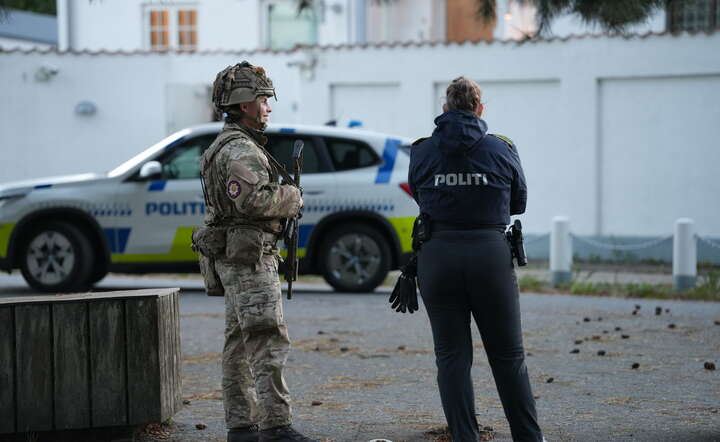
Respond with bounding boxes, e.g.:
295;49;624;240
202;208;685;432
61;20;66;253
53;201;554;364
0;51;299;184
366;0;436;43
1;32;719;238
295;33;720;236
317;0;352;45
599;75;720;236
201;0;261;50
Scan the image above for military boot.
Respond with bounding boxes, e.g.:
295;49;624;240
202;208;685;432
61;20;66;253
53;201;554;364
258;425;318;442
228;425;259;442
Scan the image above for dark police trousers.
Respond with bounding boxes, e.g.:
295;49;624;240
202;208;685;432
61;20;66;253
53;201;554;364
417;229;543;442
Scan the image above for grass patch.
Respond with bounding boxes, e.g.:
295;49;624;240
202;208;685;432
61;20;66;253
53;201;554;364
518;273;720;301
518;275;547;292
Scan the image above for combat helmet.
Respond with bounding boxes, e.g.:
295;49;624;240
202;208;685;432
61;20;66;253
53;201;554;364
212;61;276;115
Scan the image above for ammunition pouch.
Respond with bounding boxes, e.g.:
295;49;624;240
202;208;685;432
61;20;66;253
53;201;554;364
192;226;227;258
225;225;265;265
198;255;224;297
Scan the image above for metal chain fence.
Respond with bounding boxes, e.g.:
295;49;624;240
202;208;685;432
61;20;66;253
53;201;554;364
524;233;550;245
570;233;673;252
696;235;720;250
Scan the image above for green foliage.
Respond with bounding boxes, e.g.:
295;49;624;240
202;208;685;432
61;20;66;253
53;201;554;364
518;275;547;292
687;271;720;301
569;281;614;295
475;0;668;35
625;282;670;298
529;0;667;34
0;0;56;16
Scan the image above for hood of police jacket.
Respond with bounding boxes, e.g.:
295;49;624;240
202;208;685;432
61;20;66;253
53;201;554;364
433;110;487;155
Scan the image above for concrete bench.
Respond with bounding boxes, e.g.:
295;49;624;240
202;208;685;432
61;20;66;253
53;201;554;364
0;288;182;435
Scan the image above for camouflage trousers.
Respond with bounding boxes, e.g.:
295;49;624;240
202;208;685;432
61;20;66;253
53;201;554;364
213;253;292;430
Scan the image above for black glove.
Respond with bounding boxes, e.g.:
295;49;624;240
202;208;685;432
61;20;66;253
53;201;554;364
388;254;419;314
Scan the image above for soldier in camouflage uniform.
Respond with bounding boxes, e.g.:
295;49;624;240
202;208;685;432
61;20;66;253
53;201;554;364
193;62;317;442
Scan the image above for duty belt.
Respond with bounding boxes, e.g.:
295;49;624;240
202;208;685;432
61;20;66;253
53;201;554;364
432;221;505;233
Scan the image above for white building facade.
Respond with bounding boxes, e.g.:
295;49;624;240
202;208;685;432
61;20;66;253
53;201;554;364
2;32;719;241
56;0;448;52
54;0;686;53
1;1;719;262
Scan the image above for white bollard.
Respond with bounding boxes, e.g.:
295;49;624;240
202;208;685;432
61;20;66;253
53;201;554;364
550;216;572;286
673;218;696;291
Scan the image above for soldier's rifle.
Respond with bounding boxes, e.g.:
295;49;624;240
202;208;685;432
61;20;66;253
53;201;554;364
283;140;304;299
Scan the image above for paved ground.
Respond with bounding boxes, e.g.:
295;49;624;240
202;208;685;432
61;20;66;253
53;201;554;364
1;274;719;441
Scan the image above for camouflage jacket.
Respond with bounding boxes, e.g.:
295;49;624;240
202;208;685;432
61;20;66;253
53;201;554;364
200;120;302;234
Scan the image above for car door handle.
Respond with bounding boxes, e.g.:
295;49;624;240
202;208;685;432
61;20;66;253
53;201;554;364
304;190;324;196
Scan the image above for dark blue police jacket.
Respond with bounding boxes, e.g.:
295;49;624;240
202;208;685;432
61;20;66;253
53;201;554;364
409;110;527;227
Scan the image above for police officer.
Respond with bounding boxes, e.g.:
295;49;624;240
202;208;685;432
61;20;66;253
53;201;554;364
195;62;317;442
409;77;544;442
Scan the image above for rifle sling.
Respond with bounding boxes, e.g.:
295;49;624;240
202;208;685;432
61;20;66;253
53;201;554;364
256;143;297;185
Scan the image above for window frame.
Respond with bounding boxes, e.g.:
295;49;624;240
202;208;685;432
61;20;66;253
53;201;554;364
157;133;215;180
148;10;170;51
265;134;334;175
260;0;319;50
321;136;382;172
143;3;199;52
126;133;215;182
177;9;198;51
667;0;719;32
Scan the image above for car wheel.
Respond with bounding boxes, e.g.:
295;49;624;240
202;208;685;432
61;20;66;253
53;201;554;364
89;261;109;285
20;222;94;293
320;223;391;293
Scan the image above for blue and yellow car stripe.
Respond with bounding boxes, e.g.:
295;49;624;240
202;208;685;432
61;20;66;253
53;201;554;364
375;138;402;184
108;216;414;264
0;223;16;259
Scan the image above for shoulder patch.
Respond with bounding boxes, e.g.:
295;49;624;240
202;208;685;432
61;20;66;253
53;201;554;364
227;180;242;199
412;137;429;146
490;133;514;149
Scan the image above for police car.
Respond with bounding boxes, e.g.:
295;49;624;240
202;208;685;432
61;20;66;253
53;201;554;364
0;123;417;293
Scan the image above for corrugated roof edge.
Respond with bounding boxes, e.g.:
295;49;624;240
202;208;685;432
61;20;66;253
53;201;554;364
0;29;716;56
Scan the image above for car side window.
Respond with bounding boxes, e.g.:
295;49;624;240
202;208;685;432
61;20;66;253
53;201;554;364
325;138;380;171
159;134;216;180
266;136;323;174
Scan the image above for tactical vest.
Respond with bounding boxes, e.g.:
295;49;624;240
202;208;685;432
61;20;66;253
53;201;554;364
203;131;264;226
201;128;289;229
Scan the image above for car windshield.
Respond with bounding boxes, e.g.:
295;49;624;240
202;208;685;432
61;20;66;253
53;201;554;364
107;129;192;178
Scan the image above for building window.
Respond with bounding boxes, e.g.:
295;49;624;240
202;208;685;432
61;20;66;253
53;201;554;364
149;10;170;50
668;0;719;32
264;1;318;50
146;6;198;51
178;10;198;50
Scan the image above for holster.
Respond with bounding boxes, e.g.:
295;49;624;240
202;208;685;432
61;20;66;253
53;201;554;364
411;213;432;251
505;220;528;267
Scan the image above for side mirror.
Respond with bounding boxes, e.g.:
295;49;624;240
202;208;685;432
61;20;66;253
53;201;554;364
138;161;162;180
